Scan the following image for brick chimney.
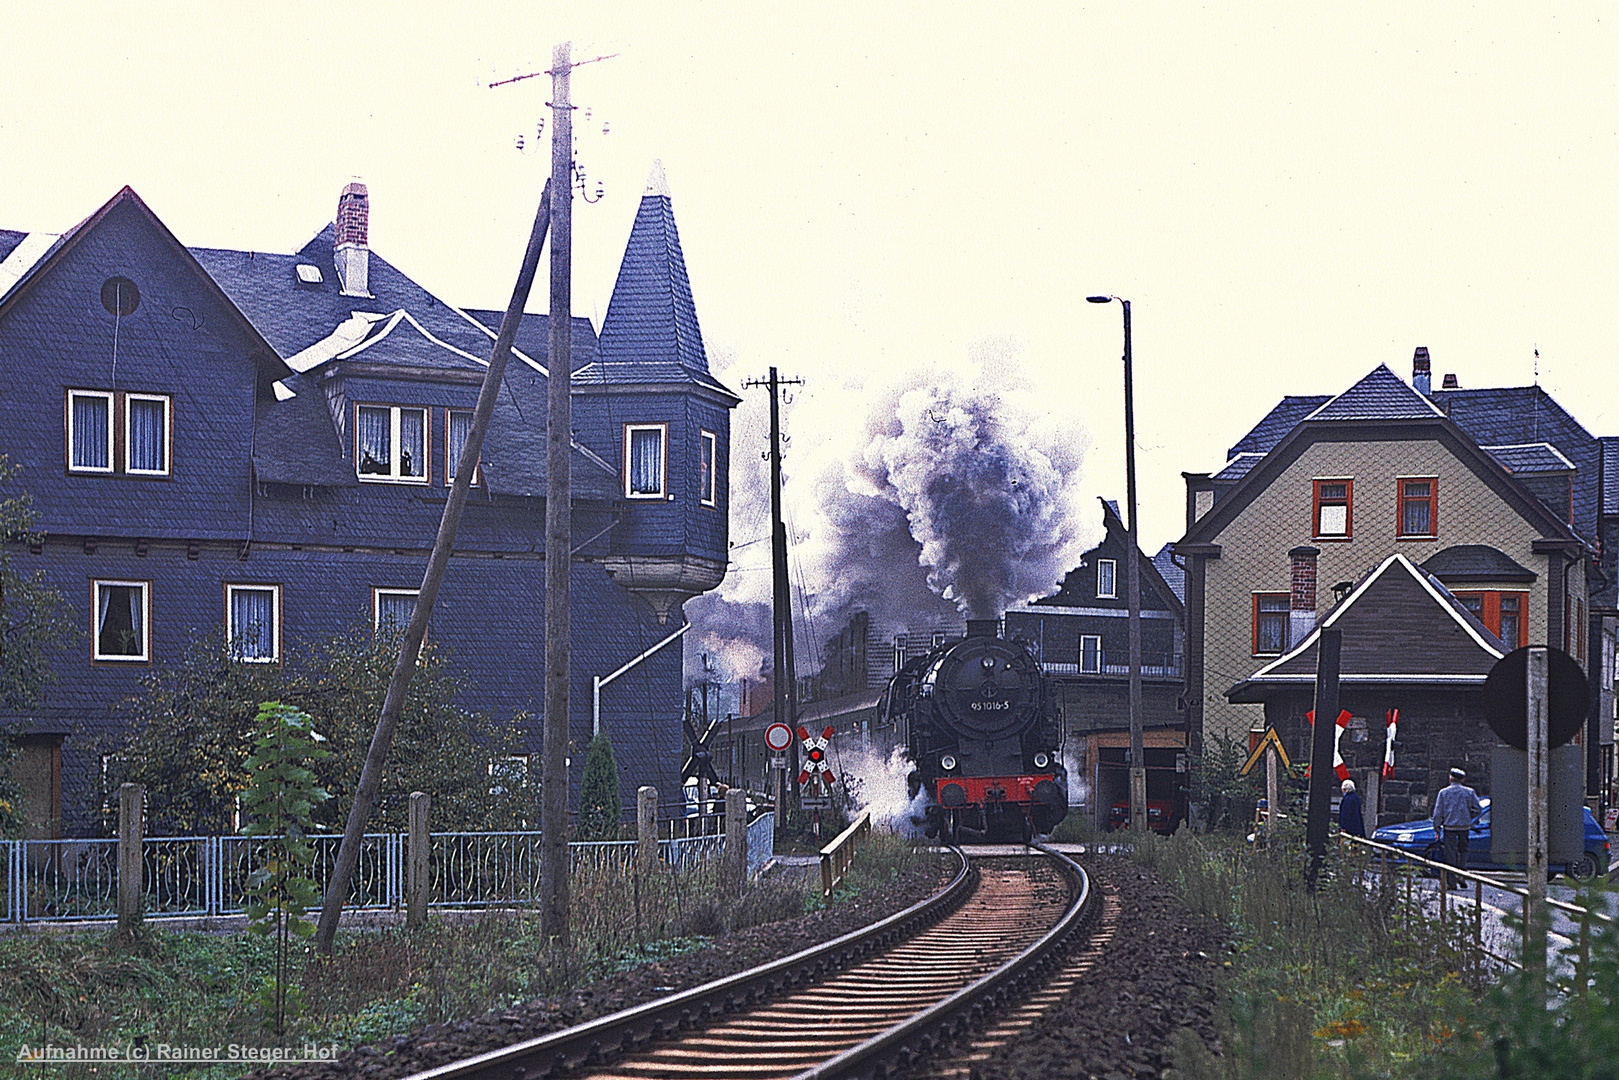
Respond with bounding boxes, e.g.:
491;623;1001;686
1442;373;1459;389
1289;545;1320;646
334;181;370;297
1412;346;1431;395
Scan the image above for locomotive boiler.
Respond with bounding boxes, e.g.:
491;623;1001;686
882;618;1067;841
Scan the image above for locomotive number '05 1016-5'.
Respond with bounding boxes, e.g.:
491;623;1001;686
880;617;1068;842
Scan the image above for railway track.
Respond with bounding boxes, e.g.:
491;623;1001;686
404;844;1098;1080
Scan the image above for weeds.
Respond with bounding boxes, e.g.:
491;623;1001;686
1145;822;1482;1079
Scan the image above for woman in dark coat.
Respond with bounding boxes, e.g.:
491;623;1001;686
1339;778;1365;837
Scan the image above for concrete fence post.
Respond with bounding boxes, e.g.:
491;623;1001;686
637;786;658;877
724;788;746;897
117;783;144;931
407;791;430;928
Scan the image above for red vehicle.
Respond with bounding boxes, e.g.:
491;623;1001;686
1108;799;1177;834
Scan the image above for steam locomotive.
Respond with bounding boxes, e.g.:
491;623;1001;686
881;618;1067;842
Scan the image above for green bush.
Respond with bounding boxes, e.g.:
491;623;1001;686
576;733;622;840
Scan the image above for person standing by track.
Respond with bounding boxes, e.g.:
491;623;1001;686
1338;779;1365;838
1431;767;1482;890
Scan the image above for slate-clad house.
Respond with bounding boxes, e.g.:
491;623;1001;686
0;167;736;836
1178;353;1615;816
1005;499;1188;826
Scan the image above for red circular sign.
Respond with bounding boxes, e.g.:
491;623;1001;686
764;722;793;753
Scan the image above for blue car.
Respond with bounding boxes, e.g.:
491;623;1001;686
1370;798;1610;880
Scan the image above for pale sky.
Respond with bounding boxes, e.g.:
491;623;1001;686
4;2;1616;572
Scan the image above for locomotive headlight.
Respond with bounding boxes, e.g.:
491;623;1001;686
1034;752;1050;769
940;754;958;772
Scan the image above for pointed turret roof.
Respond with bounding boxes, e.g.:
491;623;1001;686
1304;364;1443;422
597;160;708;372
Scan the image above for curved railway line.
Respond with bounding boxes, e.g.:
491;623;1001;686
404;844;1101;1080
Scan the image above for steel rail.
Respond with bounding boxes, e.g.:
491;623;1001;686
790;843;1095;1080
401;847;973;1080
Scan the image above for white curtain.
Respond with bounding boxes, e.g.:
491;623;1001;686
73;395;110;469
231;588;275;660
377;592;416;631
127;398;166;472
399;409;425;477
448;410;472;479
358;406;391;474
630;428;662;494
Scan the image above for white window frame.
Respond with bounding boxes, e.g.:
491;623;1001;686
67;390;115;473
699;430;718;507
623;423;669;499
444;409;482;487
225;583;282;663
1096;558;1118;599
355;404;430;484
1079;634;1103;673
92;579;151;662
372;587;421;633
123;392;172;476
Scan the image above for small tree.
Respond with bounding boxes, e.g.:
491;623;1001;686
577;733;621;840
241;702;329;1036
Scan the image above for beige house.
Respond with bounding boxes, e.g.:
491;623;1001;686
1177;364;1588;752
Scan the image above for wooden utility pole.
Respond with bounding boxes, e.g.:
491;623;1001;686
743;367;803;811
1306;628;1342;888
541;40;575;949
314;181;553;954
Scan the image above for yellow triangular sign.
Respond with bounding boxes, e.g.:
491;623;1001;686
1239;727;1291;777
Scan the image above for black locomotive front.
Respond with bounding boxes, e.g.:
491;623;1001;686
884;618;1067;841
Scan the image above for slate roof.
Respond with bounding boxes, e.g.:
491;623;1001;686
596;165;709;373
1228;394;1330;458
461;309;599;373
1481;442;1574;474
1303;364;1444;422
1212;452;1263;482
573;360;739;402
1419;544;1538;584
1432;385;1600;541
253;374;358;487
1227;554;1505;702
0;230;26;262
1152;543;1185;604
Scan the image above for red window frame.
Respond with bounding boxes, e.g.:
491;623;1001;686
1313;478;1352;539
1252;592;1291;656
1454;590;1528;649
1396;477;1438;538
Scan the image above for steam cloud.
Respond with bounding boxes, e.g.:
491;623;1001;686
686;338;1092;688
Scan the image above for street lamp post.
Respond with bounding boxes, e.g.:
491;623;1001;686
1088;295;1147;833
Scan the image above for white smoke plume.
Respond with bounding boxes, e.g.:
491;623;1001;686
686;337;1094;693
837;743;929;838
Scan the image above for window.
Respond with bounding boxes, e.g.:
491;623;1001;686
94;580;149;661
125;394;170;474
1079;635;1102;673
67;390;171;476
1096;558;1117;599
226;584;281;662
373;588;419;633
1397;477;1437;537
624;423;667;498
1253;593;1290;655
356;405;428;483
1313;479;1352;538
699;430;717;507
68;391;113;472
1455;591;1528;649
445;409;481;486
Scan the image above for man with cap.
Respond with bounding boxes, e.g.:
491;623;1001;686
1431;767;1482;889
1339;778;1365;838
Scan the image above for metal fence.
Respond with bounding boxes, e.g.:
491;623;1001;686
0;817;775;925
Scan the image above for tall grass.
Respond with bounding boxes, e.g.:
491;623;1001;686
1137;822;1482;1079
